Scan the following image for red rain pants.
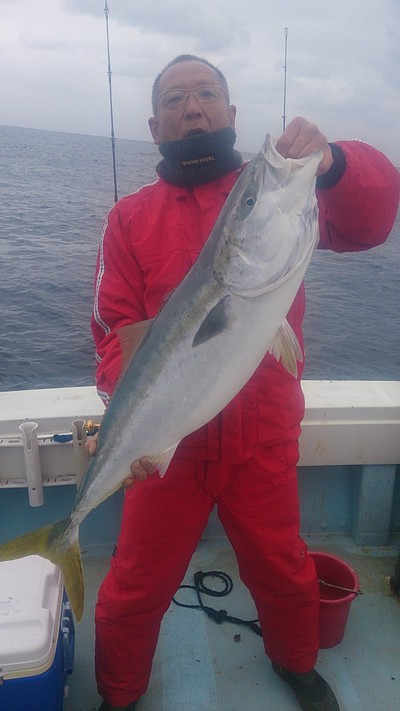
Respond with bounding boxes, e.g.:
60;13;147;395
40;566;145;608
95;440;320;706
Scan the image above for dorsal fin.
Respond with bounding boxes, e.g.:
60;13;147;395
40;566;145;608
116;320;153;374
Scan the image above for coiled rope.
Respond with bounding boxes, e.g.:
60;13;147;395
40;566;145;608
172;570;262;637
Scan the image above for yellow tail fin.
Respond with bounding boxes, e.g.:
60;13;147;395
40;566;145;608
0;519;84;622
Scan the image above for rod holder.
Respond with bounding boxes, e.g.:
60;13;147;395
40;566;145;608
19;421;44;507
72;419;89;488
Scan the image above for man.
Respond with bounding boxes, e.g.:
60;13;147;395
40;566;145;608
91;55;400;711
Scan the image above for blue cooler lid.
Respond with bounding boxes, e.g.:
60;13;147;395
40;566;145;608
0;555;63;679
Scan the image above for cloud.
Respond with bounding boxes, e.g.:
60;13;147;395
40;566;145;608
64;0;254;51
0;0;398;164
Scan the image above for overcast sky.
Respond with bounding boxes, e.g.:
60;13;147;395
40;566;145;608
1;0;399;164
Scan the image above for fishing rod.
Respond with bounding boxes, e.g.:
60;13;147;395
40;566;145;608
282;27;288;131
104;0;118;202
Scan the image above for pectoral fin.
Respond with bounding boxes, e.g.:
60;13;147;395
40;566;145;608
270;319;303;377
192;296;231;347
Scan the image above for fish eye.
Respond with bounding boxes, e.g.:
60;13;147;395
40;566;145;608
244;195;256;208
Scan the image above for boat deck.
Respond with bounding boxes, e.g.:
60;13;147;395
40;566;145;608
63;534;400;711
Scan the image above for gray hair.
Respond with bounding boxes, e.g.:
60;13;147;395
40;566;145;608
151;54;230;114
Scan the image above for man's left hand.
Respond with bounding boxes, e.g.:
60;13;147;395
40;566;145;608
275;117;333;176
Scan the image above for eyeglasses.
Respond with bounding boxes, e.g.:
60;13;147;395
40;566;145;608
157;85;228;110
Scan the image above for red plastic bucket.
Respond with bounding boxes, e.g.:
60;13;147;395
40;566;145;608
310;552;360;648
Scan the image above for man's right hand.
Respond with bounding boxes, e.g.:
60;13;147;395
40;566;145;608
86;432;157;487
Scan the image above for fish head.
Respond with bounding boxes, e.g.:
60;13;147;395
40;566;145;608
212;134;322;297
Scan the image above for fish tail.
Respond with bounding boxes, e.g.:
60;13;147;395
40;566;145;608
0;519;84;622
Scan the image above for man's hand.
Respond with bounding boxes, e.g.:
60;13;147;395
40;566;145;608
85;432;157;487
276;117;333;176
128;457;158;484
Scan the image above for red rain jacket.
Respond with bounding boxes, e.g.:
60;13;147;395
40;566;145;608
92;140;399;457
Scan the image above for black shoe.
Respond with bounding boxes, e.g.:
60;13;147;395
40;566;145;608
272;662;340;711
98;701;140;711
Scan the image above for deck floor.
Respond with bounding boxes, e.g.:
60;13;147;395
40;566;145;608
63;535;400;711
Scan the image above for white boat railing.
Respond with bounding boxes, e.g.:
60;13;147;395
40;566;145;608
0;381;399;546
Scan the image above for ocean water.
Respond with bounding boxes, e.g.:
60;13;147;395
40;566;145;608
0;124;399;392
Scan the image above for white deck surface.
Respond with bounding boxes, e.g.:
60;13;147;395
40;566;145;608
64;535;400;711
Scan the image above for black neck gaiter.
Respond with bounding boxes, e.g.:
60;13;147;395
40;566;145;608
156;127;242;187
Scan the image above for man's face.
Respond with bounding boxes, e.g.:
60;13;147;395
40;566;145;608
148;60;236;145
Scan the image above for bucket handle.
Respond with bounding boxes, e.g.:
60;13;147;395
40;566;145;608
318;579;363;596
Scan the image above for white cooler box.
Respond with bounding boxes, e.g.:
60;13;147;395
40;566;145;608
0;555;75;711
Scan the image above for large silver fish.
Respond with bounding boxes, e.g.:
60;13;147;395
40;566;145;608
0;135;321;620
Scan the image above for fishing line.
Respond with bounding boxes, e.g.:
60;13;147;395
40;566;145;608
104;0;118;202
282;27;289;131
172;570;262;637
